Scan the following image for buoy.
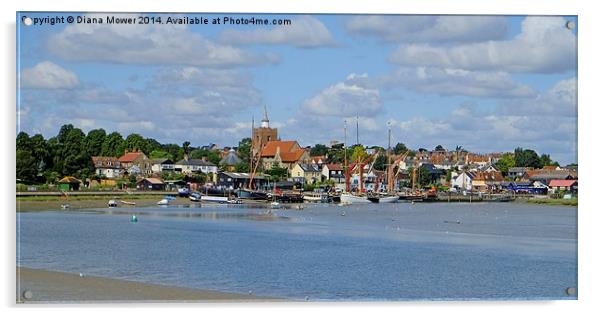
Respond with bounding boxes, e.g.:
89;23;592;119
130;214;138;223
79;273;84;278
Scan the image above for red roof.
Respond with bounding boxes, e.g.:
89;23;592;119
548;179;577;187
260;141;298;157
325;163;343;171
279;149;306;163
119;151;144;163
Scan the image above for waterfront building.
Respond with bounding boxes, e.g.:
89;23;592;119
150;158;175;174
508;167;532;179
118;150;151;175
291;163;321;185
219;149;242;172
136;177;166;191
57;176;82;191
91;156;122;179
260;140;310;171
252;106;278;157
216;171;267;190
174;158;218;175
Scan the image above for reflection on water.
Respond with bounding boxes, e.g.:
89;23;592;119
17;202;577;300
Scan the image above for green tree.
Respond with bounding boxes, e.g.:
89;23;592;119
393;142;409;155
145;138;162;154
16;132;37;182
373;153;387;171
101;132;124;157
84;128;106;157
164;144;184;162
237;138;252;162
539;153;558;167
266;166;288;181
417;166;431;188
351;145;367;162
434;145;445;151
124;133;147;153
149;149;172;160
189;149;221;165
235;162;250;172
514;147;542;168
182;141;191;156
495;153;516;176
310;144;328;156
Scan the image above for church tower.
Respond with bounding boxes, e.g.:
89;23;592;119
252;105;278;157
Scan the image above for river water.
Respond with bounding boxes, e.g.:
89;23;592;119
17;202;577;301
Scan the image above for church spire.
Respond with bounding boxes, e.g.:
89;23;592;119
261;105;269;128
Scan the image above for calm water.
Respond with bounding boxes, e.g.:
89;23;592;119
17;202;577;301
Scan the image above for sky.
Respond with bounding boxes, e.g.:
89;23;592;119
16;13;577;164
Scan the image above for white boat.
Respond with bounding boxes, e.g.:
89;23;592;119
270;201;280;208
303;194;325;202
378;195;399;203
120;200;136;205
108;199;118;207
201;195;229;203
340;193;371;204
157;198;169;205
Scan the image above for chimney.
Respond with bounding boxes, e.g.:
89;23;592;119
201;157;207;162
125;149;129;154
184;153;189;161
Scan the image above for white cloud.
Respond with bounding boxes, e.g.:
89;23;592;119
302;74;382;117
497;77;577;116
47;14;277;67
345;15;508;43
380;67;537;98
219;16;336;48
20;61;79;89
389;16;576;73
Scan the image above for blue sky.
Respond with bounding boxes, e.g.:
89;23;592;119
17;13;577;164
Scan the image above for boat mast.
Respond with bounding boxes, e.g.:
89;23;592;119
344;119;350;193
387;121;393;193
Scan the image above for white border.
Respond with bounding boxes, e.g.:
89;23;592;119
2;1;600;315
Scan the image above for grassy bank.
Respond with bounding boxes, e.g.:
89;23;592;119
16;195;194;212
519;198;578;207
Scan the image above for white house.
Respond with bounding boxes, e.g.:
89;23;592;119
91;156;122;179
451;171;476;191
175;158;218;175
151;158;175;173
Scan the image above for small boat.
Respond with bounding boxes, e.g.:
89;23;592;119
201;195;229;203
227;198;242;204
189;192;201;202
270;201;280;208
157;198;169;205
108;199;118;208
120;200;136;205
164;195;177;201
340;193;371;204
378;195;399;203
130;214;138;223
60;204;70;209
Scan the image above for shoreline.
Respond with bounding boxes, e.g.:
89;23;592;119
17;267;279;303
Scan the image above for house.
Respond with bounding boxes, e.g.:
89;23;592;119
452;171;475;191
508;167;532;179
260;140;310;171
310;156;327;167
434;160;454;170
175;158;218;175
525;170;575;185
216;171;267;190
91;156;122;179
150;158;175;174
471;171;504;192
219;149;242;172
419;163;444;184
57;176;81;191
136;177;165;191
291;163;321;185
118;150;151;175
478;164;499;173
548;179;578;194
322;164;345;183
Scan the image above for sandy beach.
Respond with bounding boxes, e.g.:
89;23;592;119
16;267;276;303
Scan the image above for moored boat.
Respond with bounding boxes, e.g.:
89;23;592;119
108;199;118;208
157;198;169;205
200;195;229;203
340;193;371;204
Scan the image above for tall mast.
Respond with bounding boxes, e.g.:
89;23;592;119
344;119;350;193
387;121;392;193
356;115;359;146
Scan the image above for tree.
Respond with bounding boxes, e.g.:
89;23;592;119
539;154;559;167
235;162;249;173
189;148;221;165
145;138;162;154
149;149;172;160
164;144;184;162
237;138;252;162
351;145;367;162
434;145;445;151
182;141;191;156
393;142;408;155
16;132;38;182
101;132;124;157
310;144;328;157
514;147;542;168
124;133;147;154
84;129;106;157
417;166;431;188
373;153;387;171
266;166;288;181
495;153;516;176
